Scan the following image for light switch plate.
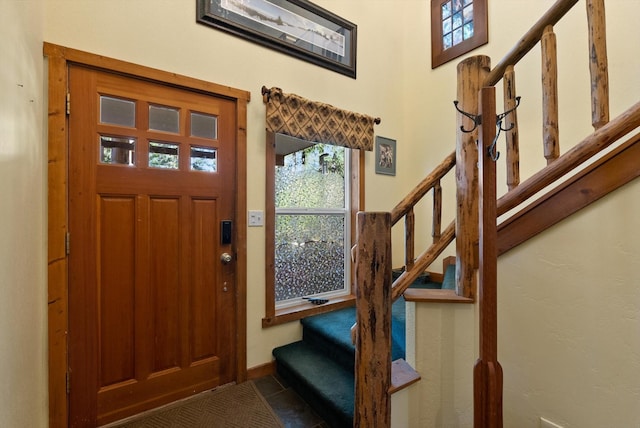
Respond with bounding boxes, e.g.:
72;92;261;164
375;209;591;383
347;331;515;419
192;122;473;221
248;210;264;227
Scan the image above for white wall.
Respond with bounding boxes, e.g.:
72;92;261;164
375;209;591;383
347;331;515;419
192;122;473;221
0;0;47;426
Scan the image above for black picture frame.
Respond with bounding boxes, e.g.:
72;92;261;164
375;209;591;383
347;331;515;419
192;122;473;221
375;136;396;176
197;0;357;78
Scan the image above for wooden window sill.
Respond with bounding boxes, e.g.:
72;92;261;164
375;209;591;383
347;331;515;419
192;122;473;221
403;288;474;303
262;294;356;327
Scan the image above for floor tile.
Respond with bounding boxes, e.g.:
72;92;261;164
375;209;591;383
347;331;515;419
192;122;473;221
264;387;325;428
254;375;285;398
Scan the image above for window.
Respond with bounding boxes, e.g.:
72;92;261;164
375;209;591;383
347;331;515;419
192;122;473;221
275;137;350;307
264;132;362;325
431;0;488;68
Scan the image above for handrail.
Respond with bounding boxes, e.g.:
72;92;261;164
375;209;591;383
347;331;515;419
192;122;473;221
387;151;457;299
390;151;456;224
498;101;640;215
391;221;455;301
484;0;579;86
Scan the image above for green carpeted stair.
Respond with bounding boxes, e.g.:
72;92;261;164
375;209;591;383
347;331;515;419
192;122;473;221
272;269;446;428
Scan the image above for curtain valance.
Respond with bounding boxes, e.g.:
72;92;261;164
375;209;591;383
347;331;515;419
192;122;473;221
262;86;380;151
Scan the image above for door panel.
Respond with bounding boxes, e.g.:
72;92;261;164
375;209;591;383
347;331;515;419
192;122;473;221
99;196;136;388
68;65;237;426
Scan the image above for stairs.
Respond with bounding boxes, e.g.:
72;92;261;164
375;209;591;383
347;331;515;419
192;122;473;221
272;270;444;427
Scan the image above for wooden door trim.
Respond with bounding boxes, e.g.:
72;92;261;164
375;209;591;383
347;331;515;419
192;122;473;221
44;42;249;428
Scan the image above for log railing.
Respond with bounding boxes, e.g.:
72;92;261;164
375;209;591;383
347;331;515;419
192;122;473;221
355;0;639;426
389;151;457;300
470;0;636;426
353;152;458;426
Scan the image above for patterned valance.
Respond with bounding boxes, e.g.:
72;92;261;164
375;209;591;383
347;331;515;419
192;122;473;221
262;86;380;151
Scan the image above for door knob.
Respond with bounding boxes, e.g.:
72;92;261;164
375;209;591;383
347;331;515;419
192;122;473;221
220;252;233;264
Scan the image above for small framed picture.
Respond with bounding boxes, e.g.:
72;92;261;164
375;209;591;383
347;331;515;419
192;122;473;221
375;136;396;176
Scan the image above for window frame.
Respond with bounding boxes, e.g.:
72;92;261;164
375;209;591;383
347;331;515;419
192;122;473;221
431;0;488;69
262;131;363;327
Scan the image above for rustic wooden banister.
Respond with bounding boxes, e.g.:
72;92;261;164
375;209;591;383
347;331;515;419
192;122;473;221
352;2;629;426
484;0;579;87
497;101;640;216
391;221;455;302
390;151;455;223
390;151;455;275
350;152;458;339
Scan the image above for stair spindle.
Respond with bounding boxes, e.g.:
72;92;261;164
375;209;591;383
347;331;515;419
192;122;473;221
432;181;442;243
542;25;560;164
503;66;520;190
405;208;415;272
587;0;610;129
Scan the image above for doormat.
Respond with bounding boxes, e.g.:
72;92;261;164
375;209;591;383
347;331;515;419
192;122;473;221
107;381;284;428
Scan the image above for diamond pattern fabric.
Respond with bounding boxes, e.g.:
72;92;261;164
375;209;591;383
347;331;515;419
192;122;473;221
262;86;378;151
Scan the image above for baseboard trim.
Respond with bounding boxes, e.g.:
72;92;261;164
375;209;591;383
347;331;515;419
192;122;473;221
247;361;276;380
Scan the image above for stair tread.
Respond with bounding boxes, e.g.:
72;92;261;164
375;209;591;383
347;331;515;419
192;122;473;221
301;298;407;361
273;341;355;425
273;295;412;427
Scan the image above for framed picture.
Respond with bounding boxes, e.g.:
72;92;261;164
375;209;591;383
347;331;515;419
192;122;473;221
197;0;357;78
375;136;396;176
431;0;488;68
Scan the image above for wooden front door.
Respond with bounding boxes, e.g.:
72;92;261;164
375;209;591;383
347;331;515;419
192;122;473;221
67;65;237;426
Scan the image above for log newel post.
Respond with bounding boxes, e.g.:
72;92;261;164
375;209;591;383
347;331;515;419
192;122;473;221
473;87;504;428
456;55;490;299
354;212;392;428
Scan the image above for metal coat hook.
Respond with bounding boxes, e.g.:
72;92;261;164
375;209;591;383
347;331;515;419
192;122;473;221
454;96;521;162
496;96;521;132
489;97;521;161
453;100;481;133
488;122;502;161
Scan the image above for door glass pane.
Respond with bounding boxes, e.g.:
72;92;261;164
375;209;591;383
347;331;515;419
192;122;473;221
190;146;217;172
275;214;346;302
191;112;217;139
100;136;135;165
100;96;135;127
149;105;180;133
149;142;179;169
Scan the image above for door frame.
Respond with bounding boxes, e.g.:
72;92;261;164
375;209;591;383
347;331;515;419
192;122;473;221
45;42;249;428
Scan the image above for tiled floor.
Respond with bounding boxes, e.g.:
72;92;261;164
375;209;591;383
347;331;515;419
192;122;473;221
253;375;330;428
